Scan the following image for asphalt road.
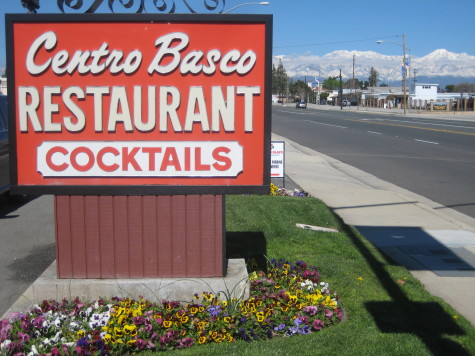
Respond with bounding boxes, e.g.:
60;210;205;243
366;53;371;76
272;106;475;219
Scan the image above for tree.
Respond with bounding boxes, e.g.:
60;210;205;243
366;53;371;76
455;82;475;93
345;78;360;90
272;59;288;101
323;76;340;90
360;80;369;90
21;0;40;13
320;92;329;102
445;84;456;93
289;80;312;101
368;66;379;87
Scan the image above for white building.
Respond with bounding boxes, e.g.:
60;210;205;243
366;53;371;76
413;83;438;101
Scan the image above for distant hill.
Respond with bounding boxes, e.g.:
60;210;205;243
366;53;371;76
276;49;475;87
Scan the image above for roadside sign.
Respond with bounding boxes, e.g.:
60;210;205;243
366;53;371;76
270;141;285;178
6;14;272;195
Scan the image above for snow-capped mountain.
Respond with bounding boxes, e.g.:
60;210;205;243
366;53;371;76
275;49;475;85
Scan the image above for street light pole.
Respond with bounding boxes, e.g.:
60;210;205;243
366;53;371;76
223;2;270;13
402;34;407;115
376;34;408;114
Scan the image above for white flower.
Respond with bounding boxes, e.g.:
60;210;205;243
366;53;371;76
42;338;50;346
27;344;39;356
51;331;63;343
1;339;11;350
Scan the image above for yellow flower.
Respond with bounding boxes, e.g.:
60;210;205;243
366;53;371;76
249;271;259;281
453;315;459;319
114;327;123;337
181;315;189;324
190;306;198;314
256;312;265;323
132;308;142;317
117;314;127;326
103;334;112;343
322;295;337;308
124;324;137;336
163;320;172;328
127;339;136;346
77;330;85;338
357;277;363;281
199;336;207;344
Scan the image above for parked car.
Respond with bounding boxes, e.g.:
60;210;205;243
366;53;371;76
296;101;307;109
342;100;350;106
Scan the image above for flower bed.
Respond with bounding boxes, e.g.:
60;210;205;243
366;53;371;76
1;259;342;355
270;183;309;197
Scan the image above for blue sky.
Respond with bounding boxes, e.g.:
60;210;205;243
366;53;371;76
1;0;474;69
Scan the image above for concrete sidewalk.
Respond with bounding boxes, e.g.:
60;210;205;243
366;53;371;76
273;132;475;326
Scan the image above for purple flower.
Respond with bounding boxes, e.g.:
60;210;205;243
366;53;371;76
135;338;147;350
0;320;12;342
179;337;195;348
312;319;324;330
299;325;311;335
207;305;221;317
17;331;30;342
325;309;333;318
274;323;286;331
132;316;145;325
303;306;318;315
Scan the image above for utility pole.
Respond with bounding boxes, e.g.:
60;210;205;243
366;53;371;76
339;69;343;110
352;55;356;104
402;33;407;115
413;68;417;90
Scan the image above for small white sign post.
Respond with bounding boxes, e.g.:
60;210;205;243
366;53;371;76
271;141;285;185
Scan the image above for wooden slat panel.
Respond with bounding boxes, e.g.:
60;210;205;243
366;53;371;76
70;196;87;278
215;195;225;276
55;196;72;278
157;196;172;276
99;196;115;278
200;195;216;276
171;195;186;277
55;194;225;278
185;195;201;276
128;196;144;278
113;196;129;278
143;195;158;277
84;196;101;278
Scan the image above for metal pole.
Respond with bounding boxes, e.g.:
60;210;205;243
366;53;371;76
339;69;343;110
403;34;407;115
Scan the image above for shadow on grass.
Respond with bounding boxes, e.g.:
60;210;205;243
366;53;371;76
339;220;470;355
226;232;267;272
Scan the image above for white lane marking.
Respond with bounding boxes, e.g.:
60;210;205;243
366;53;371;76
366;118;475;131
309;121;347;129
415;139;439;145
367;131;382;135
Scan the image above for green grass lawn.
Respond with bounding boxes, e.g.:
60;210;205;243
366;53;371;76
147;195;475;356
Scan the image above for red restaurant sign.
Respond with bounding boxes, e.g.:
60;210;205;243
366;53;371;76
6;14;272;195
